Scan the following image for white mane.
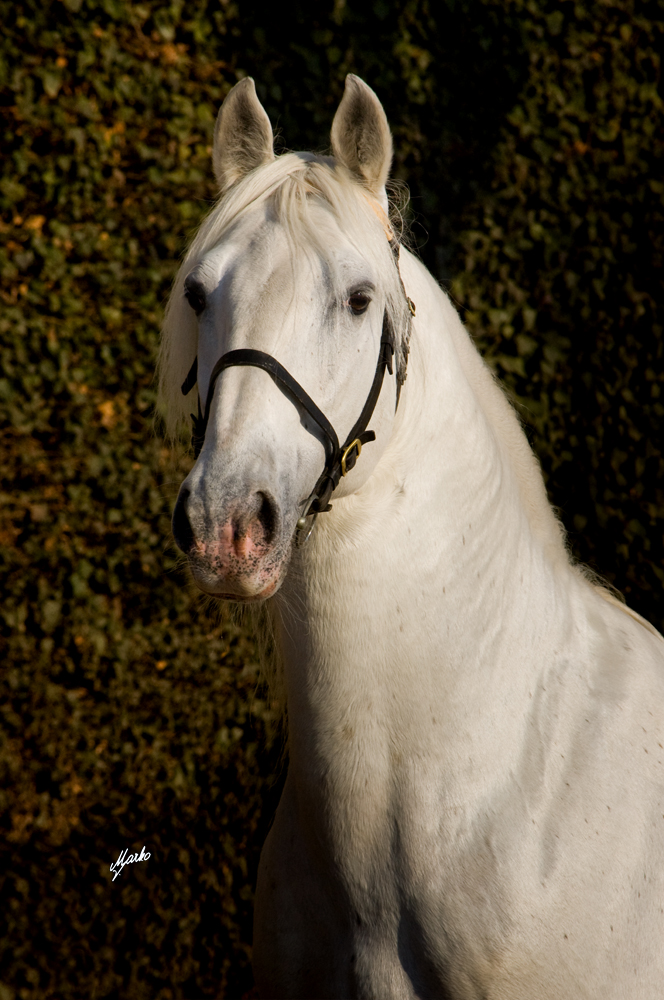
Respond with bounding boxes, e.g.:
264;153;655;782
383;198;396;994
445;302;658;623
158;152;411;437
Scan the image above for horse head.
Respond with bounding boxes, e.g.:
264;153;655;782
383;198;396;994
161;76;411;601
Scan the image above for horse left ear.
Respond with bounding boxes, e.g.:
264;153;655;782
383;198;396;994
330;75;393;209
213;77;275;195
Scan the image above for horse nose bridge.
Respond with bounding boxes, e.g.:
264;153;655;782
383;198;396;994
204;358;330;469
211;361;300;430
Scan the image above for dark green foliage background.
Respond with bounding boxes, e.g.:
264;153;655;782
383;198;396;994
0;0;662;997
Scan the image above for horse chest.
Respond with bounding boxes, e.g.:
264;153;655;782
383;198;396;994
255;702;664;999
254;764;524;998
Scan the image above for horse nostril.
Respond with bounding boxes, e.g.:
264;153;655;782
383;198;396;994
172;488;195;554
257;492;277;546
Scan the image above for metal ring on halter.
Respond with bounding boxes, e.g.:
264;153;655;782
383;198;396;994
294;495;318;547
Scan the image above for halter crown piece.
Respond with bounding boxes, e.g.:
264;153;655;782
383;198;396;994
180;233;415;546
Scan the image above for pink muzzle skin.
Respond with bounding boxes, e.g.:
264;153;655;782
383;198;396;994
187;511;287;601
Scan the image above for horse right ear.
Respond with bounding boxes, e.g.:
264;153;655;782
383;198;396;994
213;78;275;195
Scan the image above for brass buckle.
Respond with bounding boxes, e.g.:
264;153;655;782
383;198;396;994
340;438;362;477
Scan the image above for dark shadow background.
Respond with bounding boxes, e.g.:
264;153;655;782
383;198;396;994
0;0;662;997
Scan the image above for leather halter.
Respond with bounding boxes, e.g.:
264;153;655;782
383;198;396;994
180;238;415;544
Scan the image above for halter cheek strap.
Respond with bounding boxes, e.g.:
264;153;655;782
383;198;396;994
180;239;414;544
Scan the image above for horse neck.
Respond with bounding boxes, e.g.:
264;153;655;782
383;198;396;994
274;253;575;793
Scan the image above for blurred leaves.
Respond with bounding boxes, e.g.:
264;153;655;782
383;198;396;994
451;0;664;616
0;1;279;997
0;0;663;997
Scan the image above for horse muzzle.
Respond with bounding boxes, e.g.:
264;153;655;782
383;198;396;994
172;487;289;601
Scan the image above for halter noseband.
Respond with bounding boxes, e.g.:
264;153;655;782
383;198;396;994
180;237;415;545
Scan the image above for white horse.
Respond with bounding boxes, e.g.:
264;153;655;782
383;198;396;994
159;75;664;999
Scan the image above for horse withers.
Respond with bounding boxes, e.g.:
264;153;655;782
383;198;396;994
159;75;664;999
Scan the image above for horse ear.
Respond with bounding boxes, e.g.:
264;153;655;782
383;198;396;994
330;75;393;207
213;77;275;194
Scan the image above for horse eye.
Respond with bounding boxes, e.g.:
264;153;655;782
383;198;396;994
348;292;371;315
184;285;206;316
